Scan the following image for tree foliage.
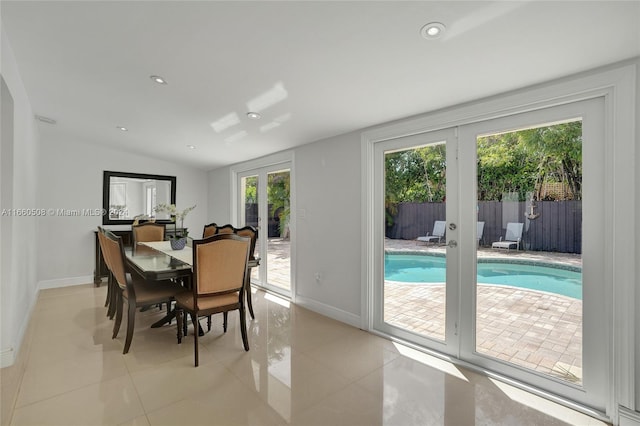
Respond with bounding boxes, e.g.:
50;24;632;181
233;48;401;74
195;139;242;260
243;176;258;203
384;121;582;219
243;172;290;236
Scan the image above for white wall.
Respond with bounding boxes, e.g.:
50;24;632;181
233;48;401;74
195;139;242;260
294;131;361;321
636;60;640;413
37;136;209;285
206;166;230;225
208;133;363;324
0;26;40;367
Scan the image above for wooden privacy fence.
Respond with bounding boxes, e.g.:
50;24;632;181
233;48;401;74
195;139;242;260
244;203;284;238
387;201;582;253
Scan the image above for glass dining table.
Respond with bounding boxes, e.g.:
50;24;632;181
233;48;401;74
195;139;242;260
125;245;192;280
125;243;192;328
125;239;259;329
125;242;192;278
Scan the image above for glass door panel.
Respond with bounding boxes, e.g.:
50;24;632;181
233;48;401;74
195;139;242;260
457;98;607;410
374;128;458;355
474;121;584;385
384;144;447;341
239;174;260;284
266;169;291;293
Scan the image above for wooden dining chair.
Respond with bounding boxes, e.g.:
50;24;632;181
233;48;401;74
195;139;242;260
175;233;251;367
202;223;218;238
102;229;185;354
97;227;118;319
234;225;259;319
131;222;166;253
215;223;235;235
202;223;259;321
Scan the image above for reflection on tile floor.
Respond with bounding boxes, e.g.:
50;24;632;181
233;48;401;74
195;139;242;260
7;284;606;425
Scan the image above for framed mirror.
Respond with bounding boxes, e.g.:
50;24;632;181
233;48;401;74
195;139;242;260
102;171;176;225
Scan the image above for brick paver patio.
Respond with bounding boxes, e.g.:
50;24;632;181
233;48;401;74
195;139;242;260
384;238;583;383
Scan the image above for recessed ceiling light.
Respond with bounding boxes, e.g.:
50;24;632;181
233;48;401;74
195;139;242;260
246;112;261;120
186;144;196;149
34;115;56;124
421;22;445;39
150;75;167;85
116;126;128;131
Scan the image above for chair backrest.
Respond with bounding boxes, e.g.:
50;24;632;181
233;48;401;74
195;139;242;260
202;223;258;260
505;222;524;241
132;222;165;245
101;229;129;290
192;234;250;301
97;227;113;273
202;223;218;238
215;224;235;235
234;225;258;261
432;221;446;237
477;221;485;241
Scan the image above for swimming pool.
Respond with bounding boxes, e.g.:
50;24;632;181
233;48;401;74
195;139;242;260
384;253;582;300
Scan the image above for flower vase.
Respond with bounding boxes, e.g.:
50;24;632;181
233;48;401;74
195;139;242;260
170;237;187;250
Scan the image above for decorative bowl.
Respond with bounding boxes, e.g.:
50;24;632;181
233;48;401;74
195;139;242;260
170;237;187;250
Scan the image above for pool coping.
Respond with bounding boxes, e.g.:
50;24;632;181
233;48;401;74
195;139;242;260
385;250;582;273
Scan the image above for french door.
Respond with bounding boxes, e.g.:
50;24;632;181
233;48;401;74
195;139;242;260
373;98;608;411
238;163;291;297
374;128;459;356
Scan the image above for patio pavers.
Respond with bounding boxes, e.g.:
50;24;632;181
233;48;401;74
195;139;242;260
384;238;583;383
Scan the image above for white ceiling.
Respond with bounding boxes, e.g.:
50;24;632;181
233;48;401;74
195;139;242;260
2;1;639;170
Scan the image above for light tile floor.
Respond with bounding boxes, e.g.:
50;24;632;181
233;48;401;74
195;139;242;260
5;284;607;425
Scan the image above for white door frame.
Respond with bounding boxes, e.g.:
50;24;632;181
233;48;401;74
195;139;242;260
230;151;296;301
456;98;607;410
371;128;460;357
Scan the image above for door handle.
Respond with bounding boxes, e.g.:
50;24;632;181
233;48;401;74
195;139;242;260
447;240;458;248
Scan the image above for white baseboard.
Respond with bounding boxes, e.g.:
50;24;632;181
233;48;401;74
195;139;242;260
38;275;93;290
1;285;39;368
294;295;361;329
619;406;640;426
0;347;15;368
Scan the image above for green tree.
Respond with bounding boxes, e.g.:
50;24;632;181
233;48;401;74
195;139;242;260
477;132;537;201
244;176;257;203
268;171;290;236
519;121;582;200
416;143;446;202
384;120;583;209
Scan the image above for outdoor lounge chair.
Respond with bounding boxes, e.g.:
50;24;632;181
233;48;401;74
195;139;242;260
492;222;524;250
417;220;446;244
477;221;485;246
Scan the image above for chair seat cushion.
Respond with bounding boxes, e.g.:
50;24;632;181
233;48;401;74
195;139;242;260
124;276;185;305
175;291;240;312
417;236;439;242
492;241;517;249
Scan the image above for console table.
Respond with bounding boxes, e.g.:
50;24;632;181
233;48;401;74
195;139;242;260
93;227;187;286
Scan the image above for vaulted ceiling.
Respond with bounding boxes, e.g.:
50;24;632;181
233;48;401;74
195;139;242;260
2;1;639;170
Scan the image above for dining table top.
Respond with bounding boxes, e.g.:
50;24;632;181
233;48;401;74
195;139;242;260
125;239;260;281
139;240;194;265
125;242;192;281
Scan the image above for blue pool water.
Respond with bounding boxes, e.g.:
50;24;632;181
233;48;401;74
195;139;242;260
384;254;582;300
